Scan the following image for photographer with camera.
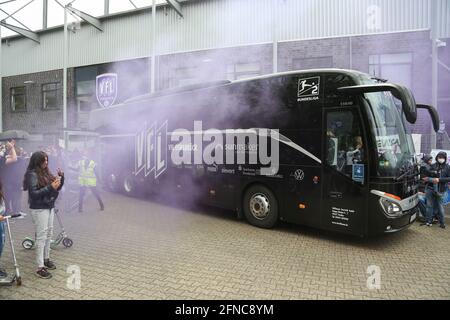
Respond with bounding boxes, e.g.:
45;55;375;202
422;151;449;229
418;154;436;221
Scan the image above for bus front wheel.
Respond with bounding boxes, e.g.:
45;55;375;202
243;185;278;229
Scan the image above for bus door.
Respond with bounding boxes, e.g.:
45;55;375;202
322;107;368;236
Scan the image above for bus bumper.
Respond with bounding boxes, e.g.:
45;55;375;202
382;206;419;234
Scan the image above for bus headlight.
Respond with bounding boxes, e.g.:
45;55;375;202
380;198;402;216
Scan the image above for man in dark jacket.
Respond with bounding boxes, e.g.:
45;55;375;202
422;151;449;228
418;154;435;221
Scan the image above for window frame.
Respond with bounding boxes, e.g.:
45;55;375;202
226;62;261;81
10;86;27;113
42;82;62;110
324;107;368;185
368;53;413;89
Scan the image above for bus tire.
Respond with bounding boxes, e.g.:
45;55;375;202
243;185;278;229
123;174;138;197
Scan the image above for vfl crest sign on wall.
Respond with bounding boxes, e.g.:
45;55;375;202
96;73;118;108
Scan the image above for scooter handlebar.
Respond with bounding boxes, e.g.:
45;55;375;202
4;214;22;219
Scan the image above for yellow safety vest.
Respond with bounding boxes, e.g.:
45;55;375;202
78;160;97;187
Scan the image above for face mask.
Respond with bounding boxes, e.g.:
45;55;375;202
438;158;446;164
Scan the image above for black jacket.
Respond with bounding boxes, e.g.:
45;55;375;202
425;152;450;193
26;170;64;210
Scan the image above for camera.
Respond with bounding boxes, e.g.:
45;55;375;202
420;165;438;179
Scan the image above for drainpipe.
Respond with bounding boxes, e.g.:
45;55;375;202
0;27;2;133
150;0;156;93
272;0;278;74
430;0;438;150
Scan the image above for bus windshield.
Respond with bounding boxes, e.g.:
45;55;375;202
364;91;416;177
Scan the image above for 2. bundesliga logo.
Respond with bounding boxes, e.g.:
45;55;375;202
297;76;320;102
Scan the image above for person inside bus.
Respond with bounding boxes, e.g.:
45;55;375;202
422;151;449;229
346;136;364;165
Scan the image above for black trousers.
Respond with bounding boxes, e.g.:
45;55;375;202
79;186;104;212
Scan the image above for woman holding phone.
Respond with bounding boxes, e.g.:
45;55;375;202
23;151;64;279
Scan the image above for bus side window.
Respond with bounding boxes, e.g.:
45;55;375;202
326;110;366;182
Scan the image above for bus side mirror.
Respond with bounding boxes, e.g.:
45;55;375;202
417;104;440;132
337;84;417;124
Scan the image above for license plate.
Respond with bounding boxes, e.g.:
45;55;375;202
410;213;417;223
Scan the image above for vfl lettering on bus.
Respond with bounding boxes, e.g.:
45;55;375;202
135;122;168;179
135;121;322;179
135;121;280;178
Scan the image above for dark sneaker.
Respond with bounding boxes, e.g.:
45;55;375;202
440;224;446;229
426;223;432;227
36;268;52;279
44;260;56;270
0;268;7;278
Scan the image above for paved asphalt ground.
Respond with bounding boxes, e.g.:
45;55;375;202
0;190;449;300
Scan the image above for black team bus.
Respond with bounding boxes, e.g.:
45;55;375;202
89;69;439;237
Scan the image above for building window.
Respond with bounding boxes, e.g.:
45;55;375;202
292;56;333;70
11;87;26;112
42;83;61;110
75;65;98;113
226;62;261;81
369;53;413;89
173;67;199;87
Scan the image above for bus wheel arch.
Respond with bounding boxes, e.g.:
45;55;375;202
241;182;279;229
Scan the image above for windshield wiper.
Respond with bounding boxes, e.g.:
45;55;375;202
395;156;416;181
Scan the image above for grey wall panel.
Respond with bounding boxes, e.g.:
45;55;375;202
1;0;447;77
277;0;431;41
438;0;450;38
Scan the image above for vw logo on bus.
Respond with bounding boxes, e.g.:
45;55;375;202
293;169;305;181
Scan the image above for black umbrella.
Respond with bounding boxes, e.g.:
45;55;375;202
0;130;31;141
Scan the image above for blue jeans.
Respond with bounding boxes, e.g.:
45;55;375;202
425;188;445;225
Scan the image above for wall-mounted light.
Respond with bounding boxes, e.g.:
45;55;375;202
68;21;81;33
24;80;35;84
436;39;447;48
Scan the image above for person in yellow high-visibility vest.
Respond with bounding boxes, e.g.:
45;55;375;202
78;154;104;213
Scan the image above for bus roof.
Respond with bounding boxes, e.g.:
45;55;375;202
116;69;370;107
89;68;373;131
